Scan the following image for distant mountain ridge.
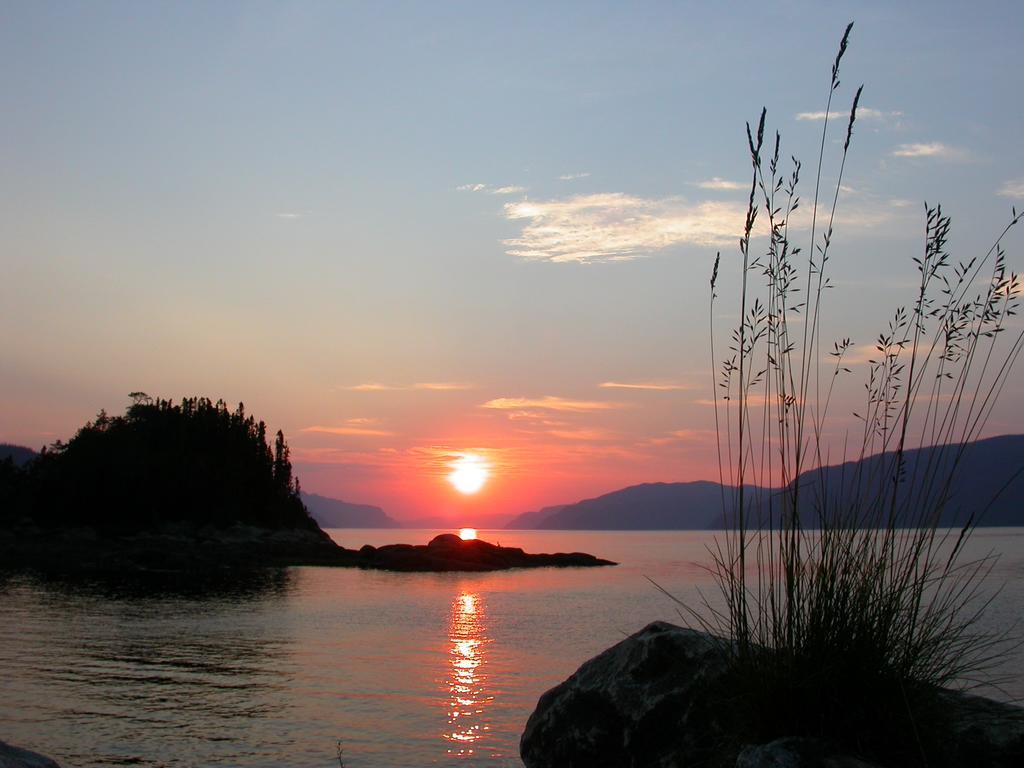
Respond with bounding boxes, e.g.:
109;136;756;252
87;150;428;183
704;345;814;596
506;434;1024;530
301;493;398;528
0;444;38;468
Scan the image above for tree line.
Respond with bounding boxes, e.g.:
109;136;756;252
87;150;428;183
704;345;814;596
0;394;318;533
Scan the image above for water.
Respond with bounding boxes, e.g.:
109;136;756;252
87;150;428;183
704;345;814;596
2;529;1022;767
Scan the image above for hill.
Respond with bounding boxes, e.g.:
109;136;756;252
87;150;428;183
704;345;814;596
526;482;747;530
0;443;38;467
302;493;398;528
0;395;319;534
509;435;1024;530
504;504;566;530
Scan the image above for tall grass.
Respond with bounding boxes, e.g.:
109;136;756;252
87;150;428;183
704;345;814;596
701;22;1022;764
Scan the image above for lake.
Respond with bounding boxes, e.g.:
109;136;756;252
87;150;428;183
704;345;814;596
2;529;1023;767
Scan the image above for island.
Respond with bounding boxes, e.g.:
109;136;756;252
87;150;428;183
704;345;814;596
0;396;615;574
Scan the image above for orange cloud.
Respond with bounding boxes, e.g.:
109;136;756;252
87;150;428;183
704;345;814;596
302;425;395;437
481;396;626;413
344;382;474;391
599;381;692;391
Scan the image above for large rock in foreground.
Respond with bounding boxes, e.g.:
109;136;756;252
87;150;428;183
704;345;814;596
0;741;61;768
520;622;1024;768
520;621;732;767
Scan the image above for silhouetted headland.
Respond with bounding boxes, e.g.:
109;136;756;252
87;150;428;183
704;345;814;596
0;395;614;574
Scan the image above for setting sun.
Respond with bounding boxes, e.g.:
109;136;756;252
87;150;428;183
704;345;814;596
448;455;489;495
459;528;477;541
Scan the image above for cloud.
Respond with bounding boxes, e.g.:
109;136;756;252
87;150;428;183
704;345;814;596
599;381;692;391
644;429;716;446
696;177;746;191
795;107;902;122
301;425;395;437
412;382;475;391
275;212;305;219
998;180;1024;199
481;396;625;413
559;172;591;181
891;142;966;160
345;383;402;391
457;183;525;195
503;193;747;263
546;428;614;441
344;382;474;391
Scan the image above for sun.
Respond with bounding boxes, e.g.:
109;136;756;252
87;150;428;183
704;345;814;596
448;454;489;495
459;528;477;541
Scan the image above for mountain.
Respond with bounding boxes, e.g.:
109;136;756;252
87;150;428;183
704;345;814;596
301;493;398;528
785;433;1024;529
0;444;38;468
531;481;742;530
509;435;1024;530
504;505;566;529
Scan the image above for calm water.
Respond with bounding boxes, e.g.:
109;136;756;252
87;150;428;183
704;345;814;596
2;529;1023;767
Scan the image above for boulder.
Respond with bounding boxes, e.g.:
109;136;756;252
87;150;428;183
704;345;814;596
427;533;463;548
520;622;1024;768
736;738;882;768
520;621;732;767
0;741;61;768
937;689;1024;768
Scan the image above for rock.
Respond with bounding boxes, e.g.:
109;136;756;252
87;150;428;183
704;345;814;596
370;537;616;572
938;689;1024;768
736;738;882;768
520;621;731;767
0;741;61;768
521;622;1024;768
427;533;463;548
0;527;613;574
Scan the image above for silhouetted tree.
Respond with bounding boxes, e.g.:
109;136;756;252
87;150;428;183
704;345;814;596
11;395;317;534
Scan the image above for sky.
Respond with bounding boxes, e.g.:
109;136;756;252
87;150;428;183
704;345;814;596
2;1;1023;523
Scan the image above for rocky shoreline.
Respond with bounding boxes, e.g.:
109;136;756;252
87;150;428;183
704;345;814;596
0;527;616;574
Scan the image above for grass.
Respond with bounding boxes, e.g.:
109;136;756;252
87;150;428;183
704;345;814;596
694;21;1022;766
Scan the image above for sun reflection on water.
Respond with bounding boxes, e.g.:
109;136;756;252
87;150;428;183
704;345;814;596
444;590;492;757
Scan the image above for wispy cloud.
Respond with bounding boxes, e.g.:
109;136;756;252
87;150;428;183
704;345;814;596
546;428;614;441
458;183;526;195
644;429;716;446
891;142;966;160
345;383;401;391
503;193;746;263
599;380;692;391
275;211;306;219
695;177;745;191
998;179;1024;198
302;425;395;437
559;172;591;181
343;382;474;392
482;396;625;413
413;382;475;391
796;107;902;122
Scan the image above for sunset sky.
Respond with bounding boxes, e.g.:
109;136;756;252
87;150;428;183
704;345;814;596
2;1;1023;523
